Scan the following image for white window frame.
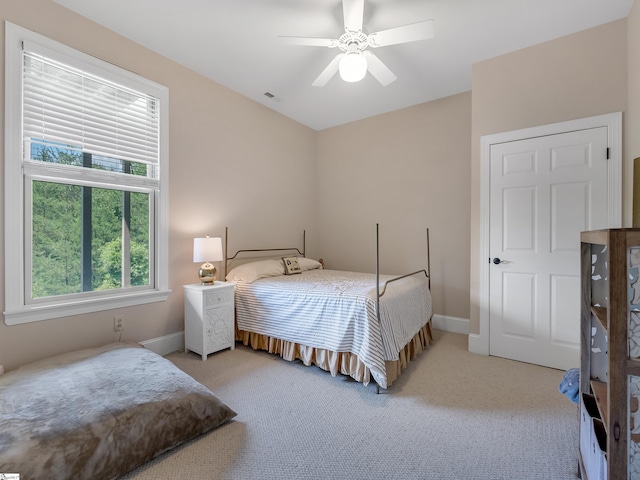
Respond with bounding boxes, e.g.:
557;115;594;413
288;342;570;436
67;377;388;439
4;22;170;325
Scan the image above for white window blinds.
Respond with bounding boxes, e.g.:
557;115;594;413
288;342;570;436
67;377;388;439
22;41;160;171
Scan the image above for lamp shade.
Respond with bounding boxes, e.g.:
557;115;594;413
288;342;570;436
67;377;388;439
193;236;223;263
339;53;367;82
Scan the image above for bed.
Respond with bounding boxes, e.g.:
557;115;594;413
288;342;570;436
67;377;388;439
0;342;236;480
225;225;433;390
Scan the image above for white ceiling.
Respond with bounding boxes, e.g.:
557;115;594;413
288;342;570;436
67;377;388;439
53;0;633;131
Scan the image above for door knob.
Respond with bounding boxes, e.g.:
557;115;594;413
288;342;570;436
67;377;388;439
492;257;505;265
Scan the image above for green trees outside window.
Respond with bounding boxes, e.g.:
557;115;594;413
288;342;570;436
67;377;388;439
31;145;150;299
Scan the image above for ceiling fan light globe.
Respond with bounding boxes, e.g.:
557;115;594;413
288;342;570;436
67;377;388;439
339;53;367;82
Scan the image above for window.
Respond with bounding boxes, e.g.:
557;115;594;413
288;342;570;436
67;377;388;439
4;23;169;324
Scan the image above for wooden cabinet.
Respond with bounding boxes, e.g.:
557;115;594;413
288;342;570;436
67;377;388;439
580;229;640;480
184;282;235;360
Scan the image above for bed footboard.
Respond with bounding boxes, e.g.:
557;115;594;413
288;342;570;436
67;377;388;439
375;223;431;325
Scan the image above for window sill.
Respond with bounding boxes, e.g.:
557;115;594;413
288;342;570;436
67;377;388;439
4;289;171;326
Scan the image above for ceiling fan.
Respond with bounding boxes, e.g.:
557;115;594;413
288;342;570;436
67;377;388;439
279;0;435;87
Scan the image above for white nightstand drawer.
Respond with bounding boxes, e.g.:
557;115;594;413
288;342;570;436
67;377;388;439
204;288;234;306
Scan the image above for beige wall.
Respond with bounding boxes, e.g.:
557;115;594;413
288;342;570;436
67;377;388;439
316;93;472;321
469;19;629;335
0;0;317;370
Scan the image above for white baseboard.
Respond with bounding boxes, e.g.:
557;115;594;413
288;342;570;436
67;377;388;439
468;332;489;355
431;314;469;335
139;331;184;356
139;315;469;356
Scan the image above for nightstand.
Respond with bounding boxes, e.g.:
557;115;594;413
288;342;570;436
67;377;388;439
184;282;235;360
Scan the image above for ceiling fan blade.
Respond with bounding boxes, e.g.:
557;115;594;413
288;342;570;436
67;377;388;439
342;0;364;32
278;36;337;47
312;53;344;87
363;51;396;86
369;20;435;47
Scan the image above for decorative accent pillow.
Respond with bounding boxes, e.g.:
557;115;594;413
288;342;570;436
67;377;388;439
225;259;285;283
282;256;302;275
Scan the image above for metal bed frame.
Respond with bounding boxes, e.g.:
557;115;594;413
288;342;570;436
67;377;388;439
224;224;431;392
224;224;430;325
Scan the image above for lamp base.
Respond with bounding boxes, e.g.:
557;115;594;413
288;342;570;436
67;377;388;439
198;262;217;285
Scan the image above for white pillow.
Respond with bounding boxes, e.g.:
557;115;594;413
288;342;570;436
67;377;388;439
298;257;323;271
225;259;285;283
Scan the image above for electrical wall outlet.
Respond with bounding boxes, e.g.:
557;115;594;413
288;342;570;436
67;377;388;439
114;316;124;332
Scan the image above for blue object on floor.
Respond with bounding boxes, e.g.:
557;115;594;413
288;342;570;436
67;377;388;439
558;367;580;404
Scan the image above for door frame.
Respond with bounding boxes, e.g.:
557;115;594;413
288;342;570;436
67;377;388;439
469;112;622;356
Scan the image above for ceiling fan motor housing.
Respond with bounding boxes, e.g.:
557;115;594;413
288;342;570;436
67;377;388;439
338;31;369;53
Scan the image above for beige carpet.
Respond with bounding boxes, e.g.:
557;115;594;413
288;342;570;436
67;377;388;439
121;330;579;480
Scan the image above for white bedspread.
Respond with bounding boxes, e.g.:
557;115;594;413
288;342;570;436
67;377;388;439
234;269;432;386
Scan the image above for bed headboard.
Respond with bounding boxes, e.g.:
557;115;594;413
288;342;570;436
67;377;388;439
224;227;305;279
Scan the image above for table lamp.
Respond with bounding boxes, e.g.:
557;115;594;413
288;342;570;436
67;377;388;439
193;236;223;284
